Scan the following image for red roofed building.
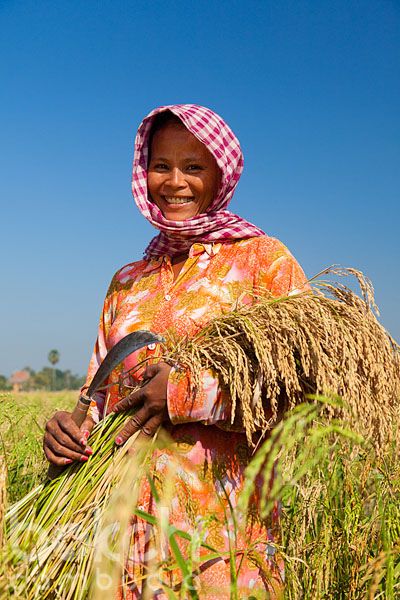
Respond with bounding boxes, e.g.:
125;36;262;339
9;370;30;393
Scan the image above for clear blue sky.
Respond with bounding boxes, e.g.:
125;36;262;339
1;0;399;377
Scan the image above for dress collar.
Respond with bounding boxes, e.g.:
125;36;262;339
188;242;222;258
142;242;222;273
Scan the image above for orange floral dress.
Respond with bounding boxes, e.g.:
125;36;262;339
84;235;308;599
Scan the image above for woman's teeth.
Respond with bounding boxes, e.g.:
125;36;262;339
164;196;193;205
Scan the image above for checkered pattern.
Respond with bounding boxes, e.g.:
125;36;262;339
132;104;265;258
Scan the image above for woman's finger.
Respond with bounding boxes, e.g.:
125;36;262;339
113;388;146;413
137;413;164;442
46;410;87;447
57;412;90;446
44;445;74;467
43;410;95;466
47;425;91;455
46;416;93;453
43;432;92;465
114;406;149;445
80;416;96;441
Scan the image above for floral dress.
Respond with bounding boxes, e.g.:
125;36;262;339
84;235;308;599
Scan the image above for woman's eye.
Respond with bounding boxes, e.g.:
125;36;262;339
153;163;169;170
187;164;203;172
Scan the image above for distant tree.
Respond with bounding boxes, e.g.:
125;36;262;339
31;367;84;391
0;375;11;391
48;350;60;367
48;349;60;390
66;371;85;390
31;368;52;390
22;366;35;376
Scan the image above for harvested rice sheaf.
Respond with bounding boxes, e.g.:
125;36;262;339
165;267;400;448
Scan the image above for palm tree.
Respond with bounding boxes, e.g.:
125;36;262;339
48;349;60;390
48;349;60;367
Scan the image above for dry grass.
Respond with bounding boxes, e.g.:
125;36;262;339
166;267;400;448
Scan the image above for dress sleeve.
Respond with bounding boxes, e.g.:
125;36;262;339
80;275;118;423
166;237;309;427
254;236;309;298
167;366;233;426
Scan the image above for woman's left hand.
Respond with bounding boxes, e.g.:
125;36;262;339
113;362;172;445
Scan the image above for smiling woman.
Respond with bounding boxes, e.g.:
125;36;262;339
44;104;308;598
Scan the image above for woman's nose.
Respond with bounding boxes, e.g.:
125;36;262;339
167;167;186;189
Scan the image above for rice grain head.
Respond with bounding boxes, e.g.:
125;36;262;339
165;267;400;449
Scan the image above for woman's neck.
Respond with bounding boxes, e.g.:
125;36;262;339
170;252;189;281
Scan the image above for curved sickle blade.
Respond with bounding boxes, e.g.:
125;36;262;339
86;330;165;398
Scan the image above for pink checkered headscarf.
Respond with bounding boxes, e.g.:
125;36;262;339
132;104;265;258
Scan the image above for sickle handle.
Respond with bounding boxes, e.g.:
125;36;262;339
70;395;91;427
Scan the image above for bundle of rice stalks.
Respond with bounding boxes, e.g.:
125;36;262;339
165;267;400;447
1;411;148;599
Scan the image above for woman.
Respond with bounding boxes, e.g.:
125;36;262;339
44;104;308;598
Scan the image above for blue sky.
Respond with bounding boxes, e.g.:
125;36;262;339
1;0;399;377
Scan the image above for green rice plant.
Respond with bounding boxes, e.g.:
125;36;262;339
279;438;400;599
0;456;6;550
90;428;278;599
0;392;75;502
237;399;400;599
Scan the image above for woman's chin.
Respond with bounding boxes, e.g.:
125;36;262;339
161;203;198;221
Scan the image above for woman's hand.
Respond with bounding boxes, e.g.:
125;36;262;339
43;411;95;466
113;362;172;445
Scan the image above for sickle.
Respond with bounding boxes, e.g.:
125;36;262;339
71;330;165;427
48;330;164;479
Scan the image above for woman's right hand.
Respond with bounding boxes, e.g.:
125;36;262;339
43;411;95;466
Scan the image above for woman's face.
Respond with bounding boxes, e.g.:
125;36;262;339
147;122;221;221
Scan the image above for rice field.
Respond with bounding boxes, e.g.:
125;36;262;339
0;391;76;504
0;390;399;598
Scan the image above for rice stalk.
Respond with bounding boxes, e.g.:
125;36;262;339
91;430;275;599
89;446;145;599
279;426;399;598
234;398;400;598
1;403;398;598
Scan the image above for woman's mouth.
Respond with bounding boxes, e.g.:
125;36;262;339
163;196;194;205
